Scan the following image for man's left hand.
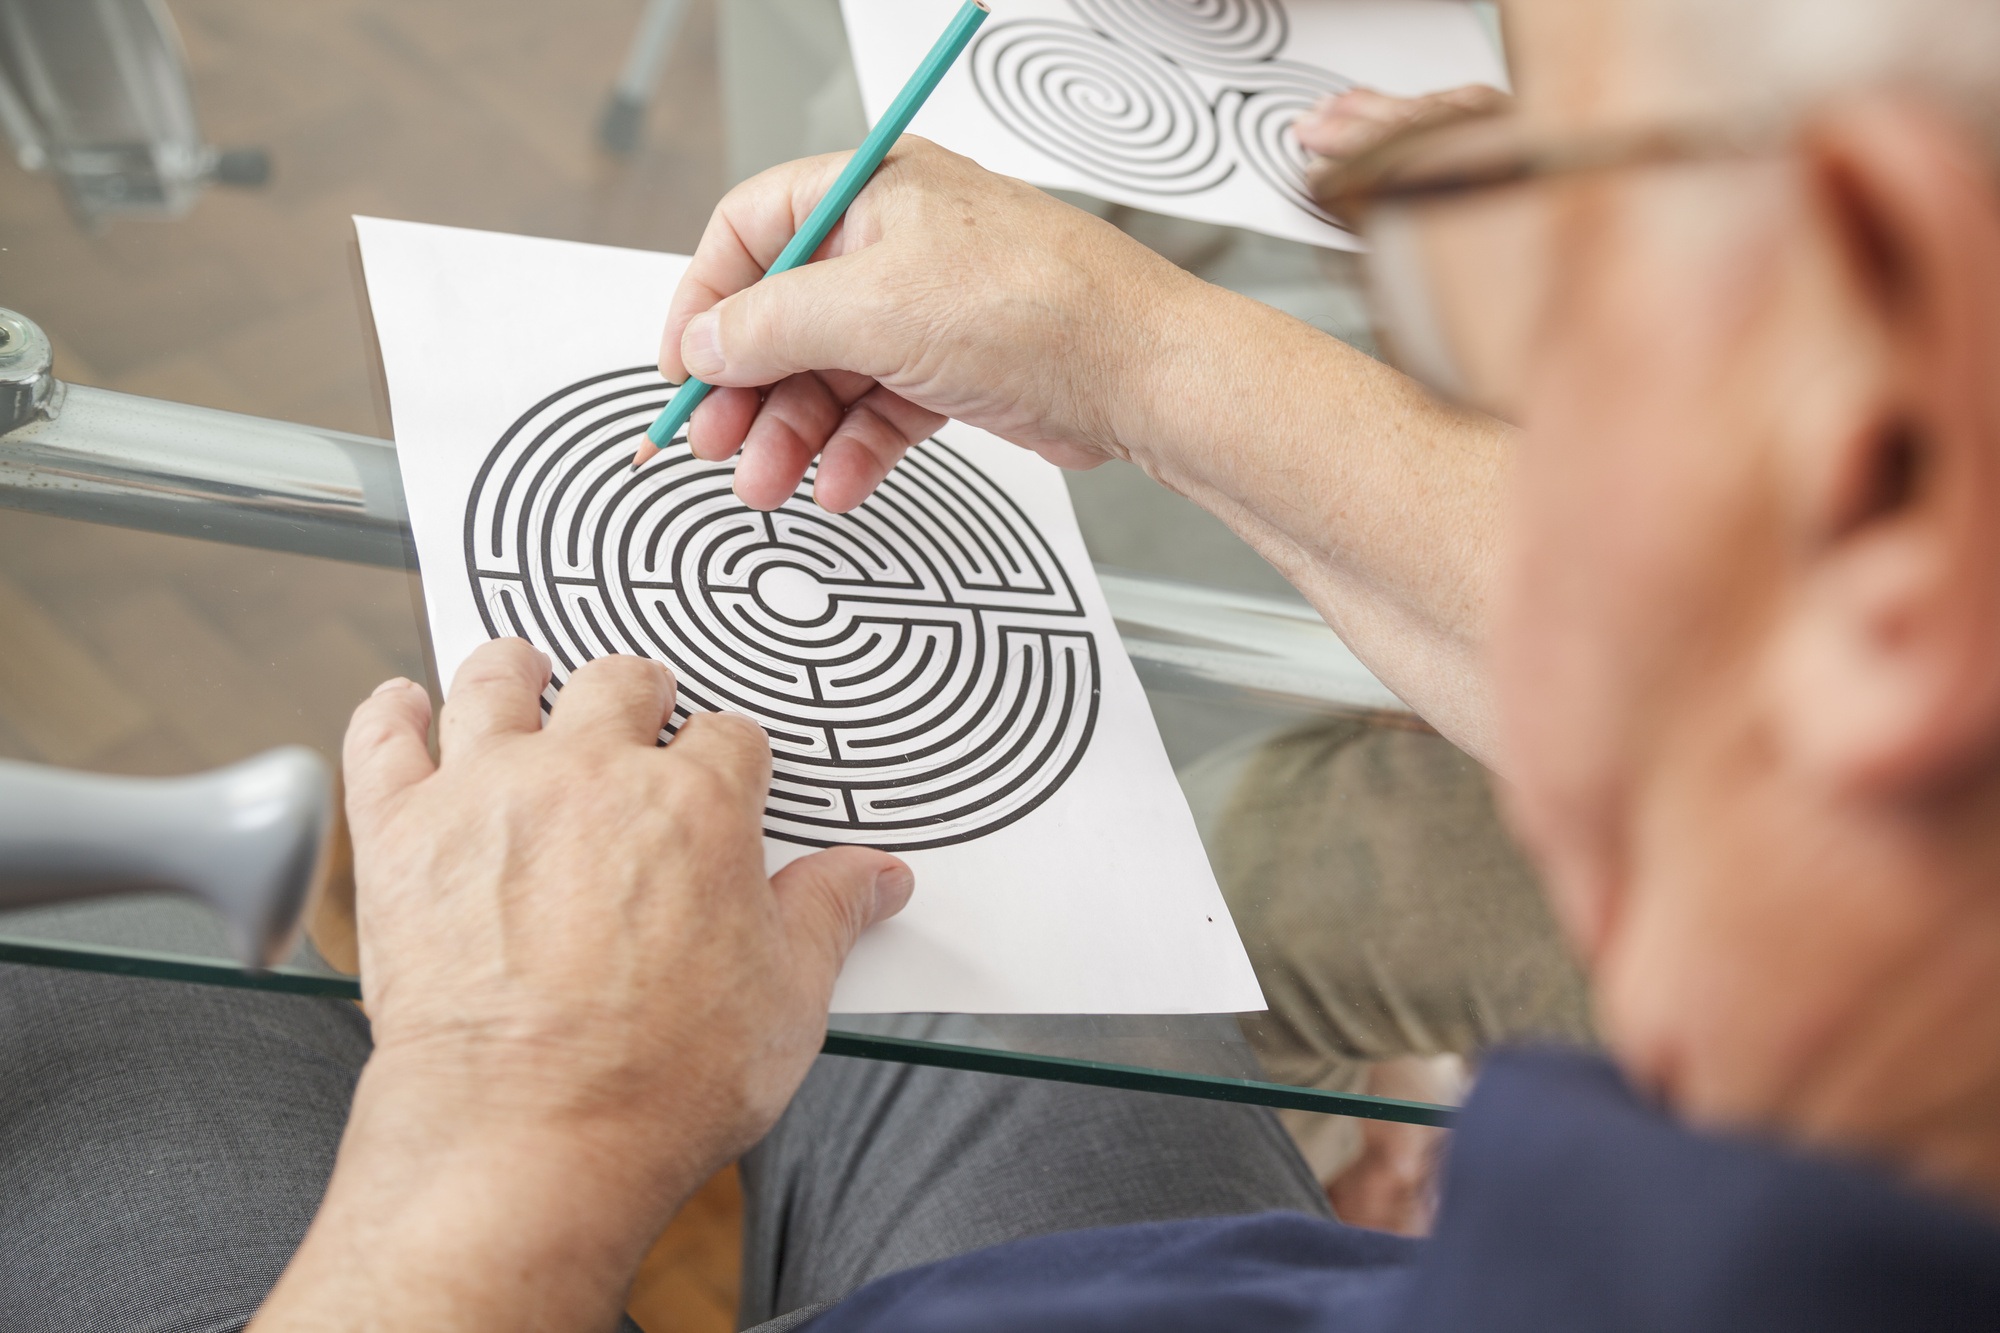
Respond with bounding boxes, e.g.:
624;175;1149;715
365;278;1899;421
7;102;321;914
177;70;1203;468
254;639;913;1330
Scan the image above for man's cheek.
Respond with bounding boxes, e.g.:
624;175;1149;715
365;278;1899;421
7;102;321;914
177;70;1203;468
1494;458;1649;966
1496;483;1616;772
1494;706;1627;969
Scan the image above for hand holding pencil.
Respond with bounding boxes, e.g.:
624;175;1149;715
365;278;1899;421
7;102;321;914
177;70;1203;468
634;0;991;475
656;139;1187;511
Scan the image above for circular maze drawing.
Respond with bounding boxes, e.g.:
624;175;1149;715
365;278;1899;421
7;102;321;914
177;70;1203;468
970;20;1232;196
464;367;1101;850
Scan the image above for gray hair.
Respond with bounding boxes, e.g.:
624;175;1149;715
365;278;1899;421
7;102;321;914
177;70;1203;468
1658;0;2000;149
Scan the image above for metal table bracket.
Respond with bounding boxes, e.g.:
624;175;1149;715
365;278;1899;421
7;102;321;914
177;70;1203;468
0;307;1407;718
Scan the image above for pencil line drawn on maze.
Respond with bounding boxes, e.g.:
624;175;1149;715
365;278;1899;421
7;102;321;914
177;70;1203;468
971;0;1351;227
465;367;1101;850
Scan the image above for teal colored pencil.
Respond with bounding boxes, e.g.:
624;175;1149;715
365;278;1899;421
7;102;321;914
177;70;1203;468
638;0;991;463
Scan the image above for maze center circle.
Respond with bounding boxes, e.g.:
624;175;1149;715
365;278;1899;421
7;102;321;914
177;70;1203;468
754;565;832;623
465;367;1102;850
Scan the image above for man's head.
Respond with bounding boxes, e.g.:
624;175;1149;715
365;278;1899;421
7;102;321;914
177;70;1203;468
1485;0;2000;1201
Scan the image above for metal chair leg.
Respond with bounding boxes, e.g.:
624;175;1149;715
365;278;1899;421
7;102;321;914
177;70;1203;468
598;0;690;155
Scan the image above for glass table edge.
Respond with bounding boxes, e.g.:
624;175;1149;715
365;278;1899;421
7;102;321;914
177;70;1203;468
0;935;1456;1127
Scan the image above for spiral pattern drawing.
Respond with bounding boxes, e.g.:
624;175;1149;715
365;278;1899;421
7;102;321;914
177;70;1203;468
969;0;1355;230
465;367;1101;850
971;20;1232;195
1072;0;1288;71
1228;76;1347;225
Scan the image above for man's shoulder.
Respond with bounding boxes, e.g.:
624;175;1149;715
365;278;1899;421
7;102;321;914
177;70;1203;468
1401;1049;2000;1333
799;1051;2000;1333
807;1210;1416;1333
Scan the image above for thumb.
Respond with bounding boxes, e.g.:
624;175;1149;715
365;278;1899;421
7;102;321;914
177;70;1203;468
770;846;915;991
682;250;904;389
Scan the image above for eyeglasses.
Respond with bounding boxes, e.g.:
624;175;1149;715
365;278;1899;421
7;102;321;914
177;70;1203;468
1317;113;1782;420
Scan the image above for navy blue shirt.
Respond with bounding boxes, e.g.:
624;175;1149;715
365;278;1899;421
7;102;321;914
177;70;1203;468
807;1051;2000;1332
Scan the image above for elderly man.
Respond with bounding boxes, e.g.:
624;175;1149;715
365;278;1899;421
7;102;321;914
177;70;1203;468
5;0;1999;1328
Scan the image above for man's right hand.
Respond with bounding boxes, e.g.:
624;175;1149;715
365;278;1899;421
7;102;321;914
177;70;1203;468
658;137;1196;512
659;134;1513;769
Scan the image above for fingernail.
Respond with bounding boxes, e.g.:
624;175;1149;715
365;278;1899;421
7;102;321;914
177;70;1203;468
872;863;915;919
372;677;415;696
683;312;724;378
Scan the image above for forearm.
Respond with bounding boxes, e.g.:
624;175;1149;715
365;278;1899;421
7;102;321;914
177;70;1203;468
1116;274;1511;766
252;1058;701;1332
659;144;1510;758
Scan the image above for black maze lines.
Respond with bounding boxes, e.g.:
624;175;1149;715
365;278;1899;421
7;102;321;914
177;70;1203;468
970;0;1351;228
465;367;1101;850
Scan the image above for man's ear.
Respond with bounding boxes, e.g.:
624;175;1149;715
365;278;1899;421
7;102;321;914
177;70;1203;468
1767;93;2000;796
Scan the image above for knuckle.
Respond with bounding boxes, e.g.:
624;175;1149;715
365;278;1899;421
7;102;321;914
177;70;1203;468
721;292;763;356
560;658;675;726
482;636;544;669
577;653;664;691
800;871;871;950
718;173;763;211
897;135;943;170
452;660;513;694
672;717;770;787
703;710;771;756
456;639;543;690
343;709;407;765
655;769;753;841
682;781;741;827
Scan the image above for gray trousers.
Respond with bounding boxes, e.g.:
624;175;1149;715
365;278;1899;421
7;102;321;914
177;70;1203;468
1196;720;1595;1179
0;966;1327;1332
737;1015;1330;1328
0;964;371;1333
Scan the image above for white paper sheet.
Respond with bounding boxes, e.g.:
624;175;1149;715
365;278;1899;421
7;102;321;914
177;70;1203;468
840;0;1507;250
355;217;1266;1015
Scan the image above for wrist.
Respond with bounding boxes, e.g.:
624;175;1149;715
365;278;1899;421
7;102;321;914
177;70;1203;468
1105;272;1269;477
1094;255;1191;468
352;1041;717;1202
256;1055;708;1330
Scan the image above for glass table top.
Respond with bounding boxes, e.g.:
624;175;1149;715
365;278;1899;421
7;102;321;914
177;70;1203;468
0;0;1581;1136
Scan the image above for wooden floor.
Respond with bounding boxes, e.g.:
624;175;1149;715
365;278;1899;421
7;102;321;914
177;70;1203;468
0;2;741;1326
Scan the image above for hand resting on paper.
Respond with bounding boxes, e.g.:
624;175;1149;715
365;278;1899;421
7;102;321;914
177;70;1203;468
661;137;1512;766
251;638;913;1330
